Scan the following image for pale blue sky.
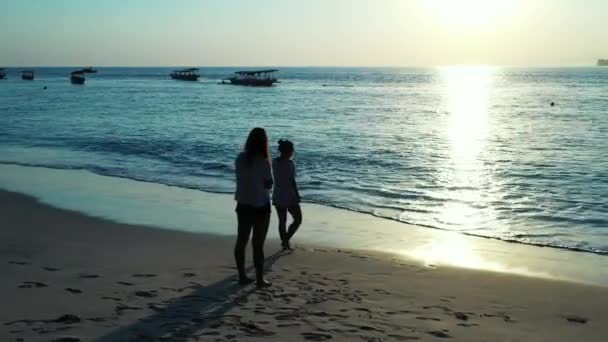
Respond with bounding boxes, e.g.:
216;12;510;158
1;0;606;66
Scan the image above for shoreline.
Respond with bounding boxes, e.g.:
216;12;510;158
0;163;607;286
1;189;608;341
3;160;605;257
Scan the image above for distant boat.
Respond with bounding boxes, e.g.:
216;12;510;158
70;70;86;84
225;69;279;87
0;68;6;79
598;59;608;66
82;67;97;73
21;70;35;80
170;68;200;81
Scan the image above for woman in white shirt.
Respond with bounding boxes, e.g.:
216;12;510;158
234;127;273;288
272;139;302;250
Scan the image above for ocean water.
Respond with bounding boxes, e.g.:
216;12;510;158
0;67;607;254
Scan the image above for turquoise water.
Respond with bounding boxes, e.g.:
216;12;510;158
0;67;607;254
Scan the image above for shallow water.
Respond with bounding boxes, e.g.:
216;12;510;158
0;66;607;253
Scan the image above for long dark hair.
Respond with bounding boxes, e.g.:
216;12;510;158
244;127;270;163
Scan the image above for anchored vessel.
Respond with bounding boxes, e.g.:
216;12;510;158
170;68;200;81
21;70;34;80
225;69;279;87
70;70;86;84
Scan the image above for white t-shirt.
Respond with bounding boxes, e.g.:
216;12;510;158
272;158;298;207
234;153;272;207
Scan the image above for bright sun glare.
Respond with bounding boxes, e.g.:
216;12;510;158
424;0;521;30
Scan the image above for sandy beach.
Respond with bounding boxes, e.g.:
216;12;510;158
2;189;607;342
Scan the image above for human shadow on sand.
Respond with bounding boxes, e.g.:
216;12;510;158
96;249;290;341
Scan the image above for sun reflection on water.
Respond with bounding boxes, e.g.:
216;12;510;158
441;65;494;162
408;232;501;271
418;66;499;269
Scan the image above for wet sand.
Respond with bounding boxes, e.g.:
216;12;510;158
1;189;607;341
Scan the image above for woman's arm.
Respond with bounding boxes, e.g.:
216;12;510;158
263;160;273;189
292;178;301;202
291;161;300;202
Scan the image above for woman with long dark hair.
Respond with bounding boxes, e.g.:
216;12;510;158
234;127;273;288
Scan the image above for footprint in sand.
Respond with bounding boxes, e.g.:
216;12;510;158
564;315;588;324
148;304;165;312
132;273;157;278
357;324;384;332
388;335;420;341
457;323;480;327
117;281;135;286
114;304;141;314
239;321;275;337
86;317;107;322
54;314;82;324
18;281;48;288
8;261;30;265
278;322;302;327
43;267;61;272
301;332;333;341
78;274;100;279
374;288;391;295
134;290;158;298
454;312;468;321
5;314;81;326
52;336;80;342
483;313;515;323
428;330;451;338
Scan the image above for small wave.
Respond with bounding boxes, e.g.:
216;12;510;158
0;162;606;257
304;196;608;256
527;214;608;227
511;233;570;239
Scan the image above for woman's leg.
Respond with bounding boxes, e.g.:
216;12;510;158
252;207;271;287
286;204;302;242
234;208;254;283
275;206;288;248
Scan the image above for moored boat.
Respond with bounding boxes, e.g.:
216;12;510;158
70;70;86;84
82;67;97;73
170;68;200;81
21;70;35;80
225;69;278;87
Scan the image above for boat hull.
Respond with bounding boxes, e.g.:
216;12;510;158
70;76;85;84
170;74;200;81
229;78;276;87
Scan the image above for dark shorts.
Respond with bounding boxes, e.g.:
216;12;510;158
236;203;271;215
274;203;301;211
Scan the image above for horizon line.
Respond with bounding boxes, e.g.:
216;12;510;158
0;64;601;69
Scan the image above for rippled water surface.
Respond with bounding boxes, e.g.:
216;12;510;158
1;67;607;253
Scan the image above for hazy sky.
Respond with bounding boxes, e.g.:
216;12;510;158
1;0;606;66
